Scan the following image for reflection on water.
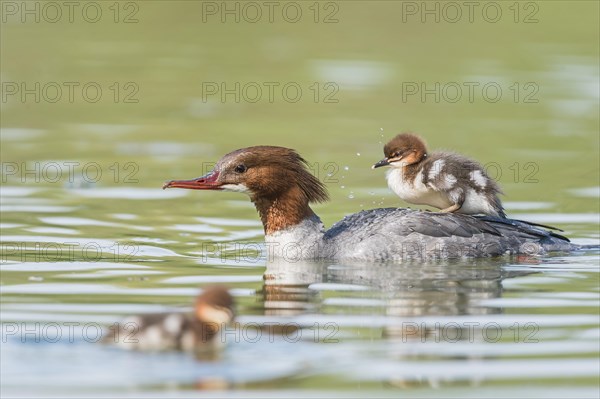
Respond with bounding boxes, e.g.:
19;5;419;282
1;227;599;395
258;256;599;389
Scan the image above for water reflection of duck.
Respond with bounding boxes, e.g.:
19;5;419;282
261;258;534;388
104;286;234;353
262;258;529;317
163;146;575;261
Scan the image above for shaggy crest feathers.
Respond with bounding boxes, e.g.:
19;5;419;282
384;133;428;160
214;146;329;234
224;146;329;204
295;159;330;204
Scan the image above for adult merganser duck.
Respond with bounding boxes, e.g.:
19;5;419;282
373;133;506;218
105;286;234;351
163;146;575;261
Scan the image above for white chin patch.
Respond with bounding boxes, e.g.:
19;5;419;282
389;160;408;168
221;183;250;194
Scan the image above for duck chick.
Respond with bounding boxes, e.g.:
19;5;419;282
104;286;234;352
373;133;506;218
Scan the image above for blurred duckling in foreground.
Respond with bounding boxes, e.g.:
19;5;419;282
373;133;506;218
104;286;234;352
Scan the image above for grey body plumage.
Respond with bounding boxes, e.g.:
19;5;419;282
320;208;573;261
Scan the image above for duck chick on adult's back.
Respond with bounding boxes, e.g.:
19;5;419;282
373;133;506;218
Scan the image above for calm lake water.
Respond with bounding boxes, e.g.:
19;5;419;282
1;1;599;398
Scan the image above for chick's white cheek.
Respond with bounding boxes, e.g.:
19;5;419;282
220;183;250;193
388;160;408;169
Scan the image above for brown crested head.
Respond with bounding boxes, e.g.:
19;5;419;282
194;286;234;325
163;146;330;234
165;146;329;204
216;146;329;203
384;133;428;164
373;133;428;169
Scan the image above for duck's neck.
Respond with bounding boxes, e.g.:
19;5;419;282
395;161;423;183
251;186;316;234
252;187;325;259
385;163;425;201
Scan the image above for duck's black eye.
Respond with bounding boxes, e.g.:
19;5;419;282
234;164;247;173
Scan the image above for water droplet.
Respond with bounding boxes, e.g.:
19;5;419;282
356;152;361;156
344;166;349;171
348;194;355;199
327;173;333;177
380;127;384;132
28;276;43;282
341;185;345;189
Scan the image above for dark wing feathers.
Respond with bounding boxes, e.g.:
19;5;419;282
477;215;570;242
326;208;566;242
408;212;503;238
